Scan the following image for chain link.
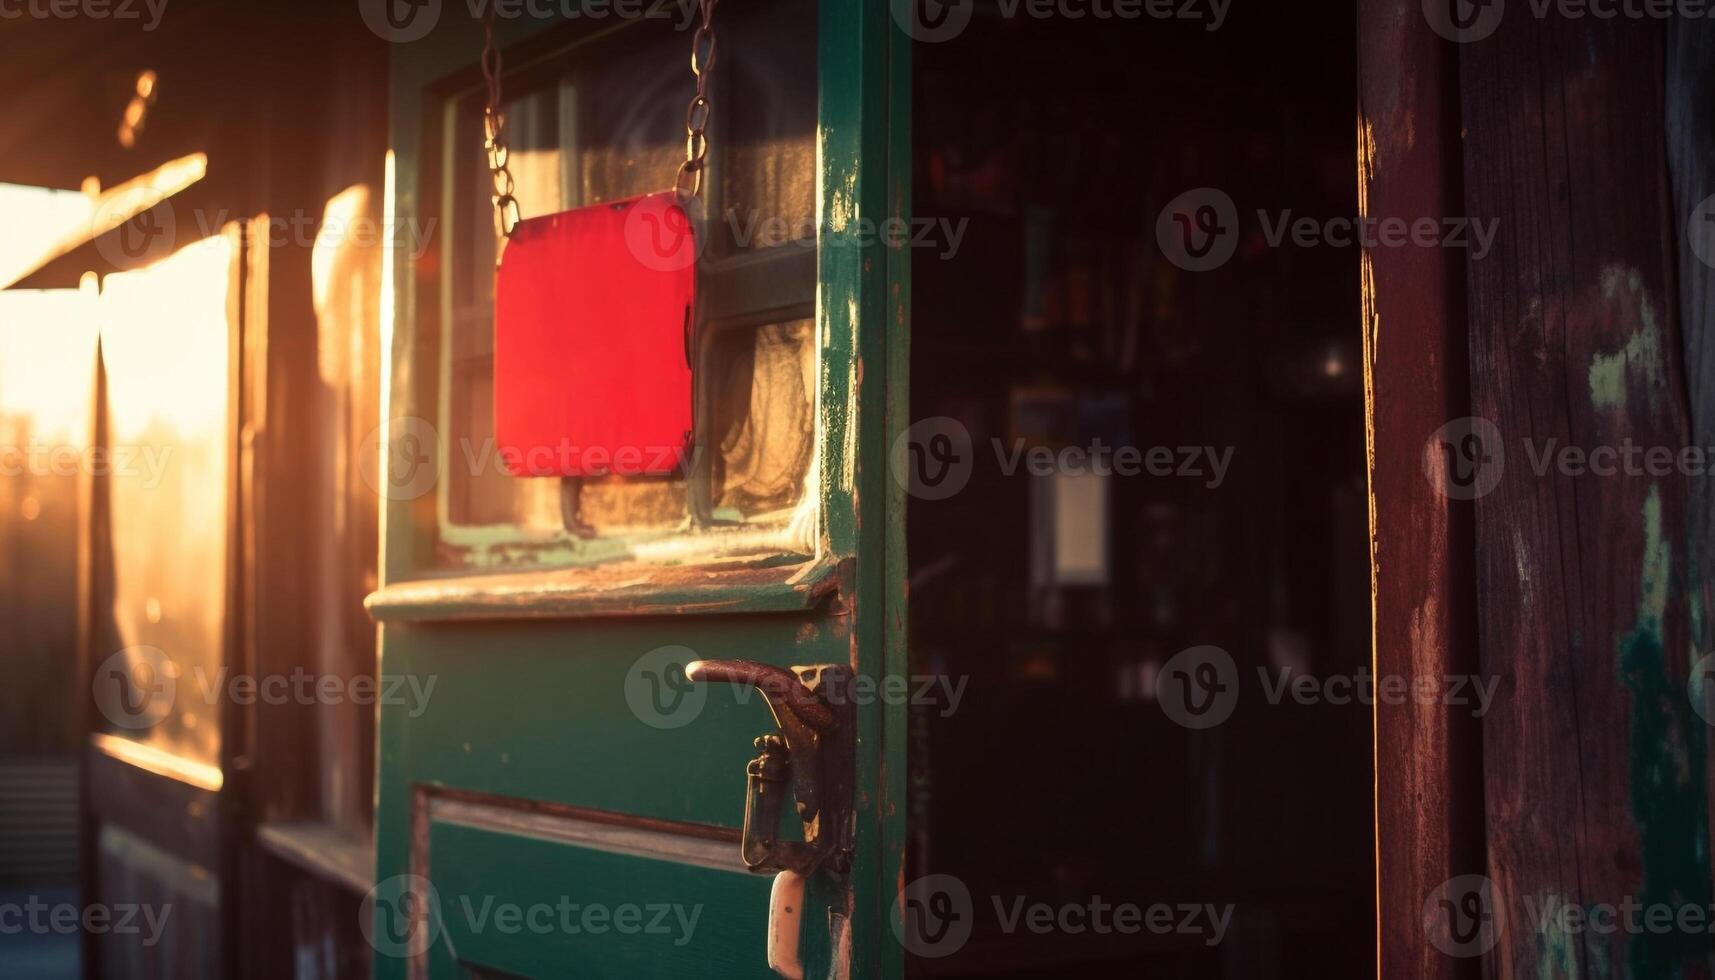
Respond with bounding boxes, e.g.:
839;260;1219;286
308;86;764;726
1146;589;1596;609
674;0;719;202
485;0;717;227
482;5;520;236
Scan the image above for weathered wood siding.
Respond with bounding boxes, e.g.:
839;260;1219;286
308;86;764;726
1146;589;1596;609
1461;13;1711;979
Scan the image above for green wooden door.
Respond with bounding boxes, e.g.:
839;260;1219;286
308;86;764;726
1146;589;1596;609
366;1;907;977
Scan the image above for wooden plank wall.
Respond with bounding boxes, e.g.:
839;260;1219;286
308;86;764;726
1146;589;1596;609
1458;11;1712;980
1668;23;1715;960
1366;4;1715;976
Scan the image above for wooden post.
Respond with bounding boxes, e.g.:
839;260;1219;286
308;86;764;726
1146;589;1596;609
1358;2;1485;977
1461;13;1712;979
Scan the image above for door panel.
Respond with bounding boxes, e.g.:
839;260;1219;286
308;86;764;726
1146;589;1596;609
424;818;770;976
373;1;907;976
379;616;829;824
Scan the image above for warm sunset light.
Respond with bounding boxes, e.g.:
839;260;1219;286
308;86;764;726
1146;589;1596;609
3;5;1710;980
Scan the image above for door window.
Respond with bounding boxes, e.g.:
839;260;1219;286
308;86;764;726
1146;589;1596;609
424;0;818;569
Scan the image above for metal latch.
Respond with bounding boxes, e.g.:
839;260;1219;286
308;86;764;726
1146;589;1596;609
684;660;854;877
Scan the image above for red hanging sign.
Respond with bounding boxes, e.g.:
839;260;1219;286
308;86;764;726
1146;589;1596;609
492;192;696;478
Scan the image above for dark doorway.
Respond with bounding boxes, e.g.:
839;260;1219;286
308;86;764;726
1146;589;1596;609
907;3;1371;977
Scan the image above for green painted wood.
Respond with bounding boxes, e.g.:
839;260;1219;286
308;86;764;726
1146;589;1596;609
425;822;773;978
364;559;839;624
813;1;909;978
374;2;909;977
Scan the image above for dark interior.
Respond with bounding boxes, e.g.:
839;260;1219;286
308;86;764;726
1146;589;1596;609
908;4;1371;977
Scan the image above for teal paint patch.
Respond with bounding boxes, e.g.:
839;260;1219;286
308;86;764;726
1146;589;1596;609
1619;487;1712;979
1534;905;1578;980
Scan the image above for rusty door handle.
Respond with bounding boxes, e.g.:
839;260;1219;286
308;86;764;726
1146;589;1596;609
683;660;853;877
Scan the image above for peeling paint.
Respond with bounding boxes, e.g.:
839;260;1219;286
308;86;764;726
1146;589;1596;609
1618;486;1712;978
828;171;857;233
1513;526;1535;614
1588;268;1667;411
1533;905;1578;980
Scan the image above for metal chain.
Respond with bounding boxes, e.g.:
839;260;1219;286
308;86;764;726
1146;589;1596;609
484;0;717;228
482;5;520;237
674;0;719;202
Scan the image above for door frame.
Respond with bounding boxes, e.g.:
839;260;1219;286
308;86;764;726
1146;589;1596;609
367;0;910;975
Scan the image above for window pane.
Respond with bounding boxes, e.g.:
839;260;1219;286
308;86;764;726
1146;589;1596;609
709;317;815;521
96;236;235;769
439;1;817;556
0;289;98;756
